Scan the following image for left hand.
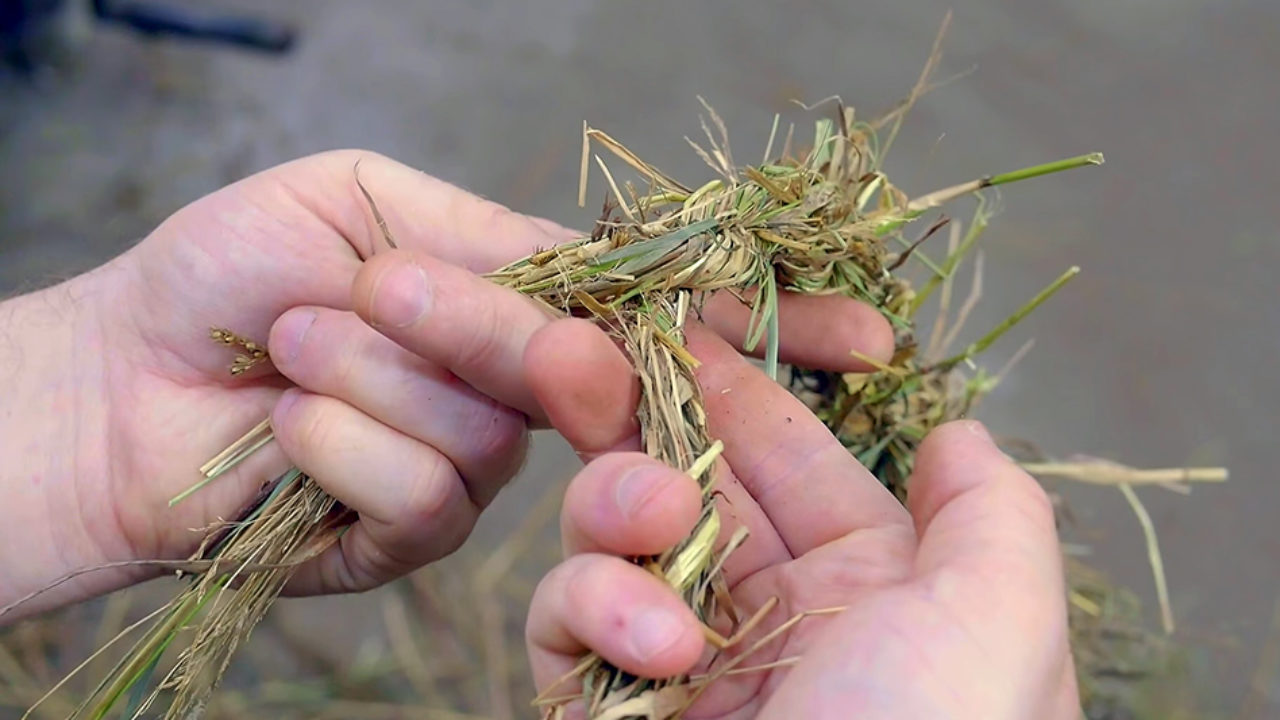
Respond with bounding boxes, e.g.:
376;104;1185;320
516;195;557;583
0;150;894;621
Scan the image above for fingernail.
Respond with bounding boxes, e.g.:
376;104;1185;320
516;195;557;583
274;309;317;365
963;420;995;447
629;607;685;662
371;262;431;328
615;465;671;521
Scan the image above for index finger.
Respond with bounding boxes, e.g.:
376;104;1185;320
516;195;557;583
687;324;912;556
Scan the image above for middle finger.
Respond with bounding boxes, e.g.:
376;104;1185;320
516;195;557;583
270;305;528;507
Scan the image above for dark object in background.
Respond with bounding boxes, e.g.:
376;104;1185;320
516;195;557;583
90;0;294;53
1;0;295;71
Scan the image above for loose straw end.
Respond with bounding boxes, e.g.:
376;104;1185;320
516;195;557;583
686;440;725;481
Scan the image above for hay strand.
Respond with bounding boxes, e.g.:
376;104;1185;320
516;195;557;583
1118;484;1176;635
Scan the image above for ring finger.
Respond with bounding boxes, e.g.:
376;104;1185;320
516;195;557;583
271;389;479;593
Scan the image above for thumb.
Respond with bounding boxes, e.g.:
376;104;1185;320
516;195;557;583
908;421;1061;580
908;420;1079;717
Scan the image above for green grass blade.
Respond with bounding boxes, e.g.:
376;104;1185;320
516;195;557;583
120;652;163;719
763;274;780;381
988;153;1105;187
597;219;719;274
933;266;1080;371
908;153;1103;212
910;196;991;315
810;119;835;169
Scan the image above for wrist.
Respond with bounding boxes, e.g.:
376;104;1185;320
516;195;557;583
0;270;116;622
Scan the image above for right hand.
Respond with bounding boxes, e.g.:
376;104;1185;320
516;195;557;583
522;319;1080;719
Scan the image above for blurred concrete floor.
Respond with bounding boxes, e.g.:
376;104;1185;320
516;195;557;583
1;0;1277;715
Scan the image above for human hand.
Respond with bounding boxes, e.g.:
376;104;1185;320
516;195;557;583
0;151;894;621
523;319;1080;719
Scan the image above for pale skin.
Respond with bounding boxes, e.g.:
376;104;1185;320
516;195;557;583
523;320;1081;719
0;150;1077;717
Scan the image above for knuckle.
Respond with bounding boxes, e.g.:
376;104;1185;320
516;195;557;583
284;395;334;454
446;190;517;234
432;522;470;559
352;545;408;588
323;544;373;594
328;540;396;593
449;297;506;370
463;399;528;466
527;559;576;637
399;455;458;524
556;554;598;604
478;198;519;230
280;395;362;466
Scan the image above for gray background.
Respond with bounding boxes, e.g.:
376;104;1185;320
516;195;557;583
2;0;1276;715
